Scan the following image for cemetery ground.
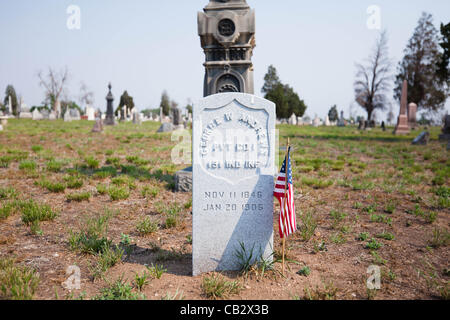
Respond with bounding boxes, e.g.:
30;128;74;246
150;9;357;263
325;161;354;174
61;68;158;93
0;119;448;300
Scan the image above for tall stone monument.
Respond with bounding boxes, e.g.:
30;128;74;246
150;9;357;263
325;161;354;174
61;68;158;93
104;83;115;126
193;93;275;275
394;80;410;135
198;0;256;96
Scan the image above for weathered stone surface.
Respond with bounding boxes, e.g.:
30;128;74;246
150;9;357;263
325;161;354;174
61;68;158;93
157;123;175;133
408;103;418;130
175;167;192;192
192;93;275;276
412;131;429;145
288;113;297;126
91;119;103;133
32;109;43;120
198;0;255;96
394;80;410;135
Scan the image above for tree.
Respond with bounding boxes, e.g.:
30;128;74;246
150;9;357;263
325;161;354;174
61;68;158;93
160;91;170;116
394;12;447;112
262;66;307;119
328;105;339;122
78;82;94;107
261;65;281;94
37;66;70;114
354;31;392;121
61;101;82;116
116;91;135;116
3;85;19;116
436;22;450;85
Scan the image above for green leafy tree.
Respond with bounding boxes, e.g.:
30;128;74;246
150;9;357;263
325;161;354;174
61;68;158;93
328;105;339;122
436;22;450;85
3;85;19;116
262;66;307;119
61;101;82;116
394;12;447;112
261;65;281;94
160;91;170;116
116;91;135;116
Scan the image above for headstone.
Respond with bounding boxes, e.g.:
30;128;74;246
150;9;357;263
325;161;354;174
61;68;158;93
288;113;297;126
438;115;450;141
19;105;32;119
6;95;12;115
32;109;43;120
412;131;429;145
407;103;418;130
0;124;3;131
175;166;193;192
86;106;95;121
312;116;320;127
157;122;175;133
91;119;104;133
358;120;364;130
104;83;116;125
192;93;275;275
132;109;142;125
64;110;72;122
69;108;81;120
40;109;50;119
381;121;386;131
337;111;346;127
394;80;410;135
49;111;57;120
173;107;183;126
324;115;331;126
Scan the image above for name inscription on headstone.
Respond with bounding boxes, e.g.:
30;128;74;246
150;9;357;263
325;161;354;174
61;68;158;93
193;93;276;276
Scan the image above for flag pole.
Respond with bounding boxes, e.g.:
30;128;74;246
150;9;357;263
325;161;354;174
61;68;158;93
282;137;290;276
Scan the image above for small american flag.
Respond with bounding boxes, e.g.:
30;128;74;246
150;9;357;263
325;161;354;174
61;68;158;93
274;146;296;238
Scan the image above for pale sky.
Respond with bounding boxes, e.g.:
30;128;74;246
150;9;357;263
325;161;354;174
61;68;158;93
0;0;449;121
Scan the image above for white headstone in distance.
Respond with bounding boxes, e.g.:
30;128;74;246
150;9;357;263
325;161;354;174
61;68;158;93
7;95;12;115
86;106;95;121
64;110;72;122
288;113;297;126
192;93;276;276
312;116;320;127
32;109;43;120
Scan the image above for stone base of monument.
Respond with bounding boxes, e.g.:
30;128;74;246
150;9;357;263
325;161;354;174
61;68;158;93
175;167;192;192
104;117;116;126
394;115;410;135
19;112;32;119
439;134;450;141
